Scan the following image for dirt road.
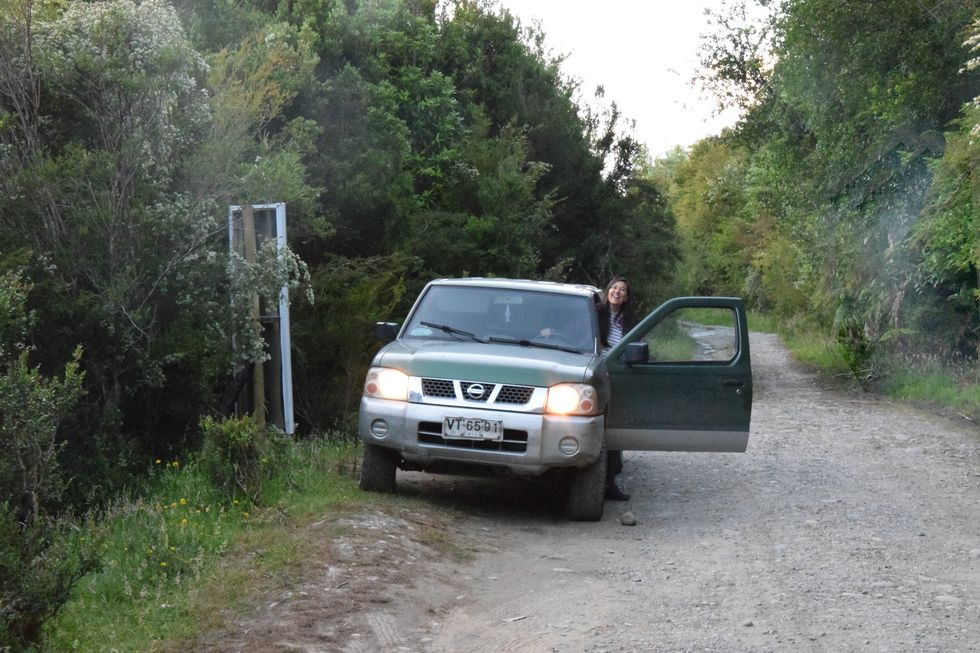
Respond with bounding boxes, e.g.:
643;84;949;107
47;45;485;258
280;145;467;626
216;333;980;652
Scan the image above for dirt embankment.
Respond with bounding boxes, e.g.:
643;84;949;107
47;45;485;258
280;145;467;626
204;332;980;653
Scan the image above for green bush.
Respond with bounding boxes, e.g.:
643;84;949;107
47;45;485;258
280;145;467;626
0;504;100;651
197;416;287;502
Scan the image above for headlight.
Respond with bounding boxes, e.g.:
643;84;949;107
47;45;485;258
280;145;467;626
363;367;409;401
545;383;598;416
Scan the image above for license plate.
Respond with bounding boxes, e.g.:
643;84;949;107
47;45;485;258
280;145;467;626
443;416;503;441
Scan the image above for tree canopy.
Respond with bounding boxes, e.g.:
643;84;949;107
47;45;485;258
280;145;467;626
672;0;979;376
0;0;675;500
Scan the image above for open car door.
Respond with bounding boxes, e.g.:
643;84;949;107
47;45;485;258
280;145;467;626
604;297;752;452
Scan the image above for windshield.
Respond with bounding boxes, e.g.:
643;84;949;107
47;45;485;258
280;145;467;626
404;285;598;354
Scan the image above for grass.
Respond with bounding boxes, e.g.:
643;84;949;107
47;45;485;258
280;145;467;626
41;435;389;652
646;316;697;361
781;329;852;377
881;363;980;422
746;311;781;334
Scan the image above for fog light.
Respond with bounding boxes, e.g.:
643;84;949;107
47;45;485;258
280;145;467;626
558;436;579;456
370;419;389;439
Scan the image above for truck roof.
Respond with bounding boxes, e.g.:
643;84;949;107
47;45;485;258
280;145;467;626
428;277;600;298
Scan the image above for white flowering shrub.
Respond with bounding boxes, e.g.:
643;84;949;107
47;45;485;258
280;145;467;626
228;237;313;367
0;1;317;496
34;0;211;180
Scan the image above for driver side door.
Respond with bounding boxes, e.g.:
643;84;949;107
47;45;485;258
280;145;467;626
604;297;752;452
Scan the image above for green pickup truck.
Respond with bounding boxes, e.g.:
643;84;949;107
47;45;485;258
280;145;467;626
357;278;752;520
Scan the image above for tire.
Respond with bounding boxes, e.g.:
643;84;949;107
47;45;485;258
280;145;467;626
359;443;398;493
565;439;607;521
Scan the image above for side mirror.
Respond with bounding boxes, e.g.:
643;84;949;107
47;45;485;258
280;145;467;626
622;341;649;365
373;322;400;343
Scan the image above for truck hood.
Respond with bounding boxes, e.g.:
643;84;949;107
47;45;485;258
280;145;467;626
375;339;601;387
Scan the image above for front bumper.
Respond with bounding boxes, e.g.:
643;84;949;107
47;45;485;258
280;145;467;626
358;396;604;475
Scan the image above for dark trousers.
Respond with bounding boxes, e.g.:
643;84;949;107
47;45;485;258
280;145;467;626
606;449;623;485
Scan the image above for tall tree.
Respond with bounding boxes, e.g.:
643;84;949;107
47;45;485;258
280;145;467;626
693;0;979;370
0;0;315;489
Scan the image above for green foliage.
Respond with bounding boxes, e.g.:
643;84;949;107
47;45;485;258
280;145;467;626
44;435;361;652
881;361;980;421
686;0;979;383
0;0;320;499
3;0;676;557
912;96;979;356
198;415;288;501
0;272;93;650
0;346;84;523
0;270;31;352
668;139;756;298
292;254;417;429
0;505;101;651
399;123;552;277
0;272;84;525
44;456;253;651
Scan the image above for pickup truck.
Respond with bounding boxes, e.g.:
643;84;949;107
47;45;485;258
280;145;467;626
357;278;752;520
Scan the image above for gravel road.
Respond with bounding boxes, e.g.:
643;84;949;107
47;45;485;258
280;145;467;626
214;332;980;652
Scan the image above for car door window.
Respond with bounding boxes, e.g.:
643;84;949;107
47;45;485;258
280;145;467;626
642;307;738;363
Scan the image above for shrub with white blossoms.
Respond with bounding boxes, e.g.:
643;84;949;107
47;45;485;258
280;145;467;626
963;18;980;137
34;0;211;180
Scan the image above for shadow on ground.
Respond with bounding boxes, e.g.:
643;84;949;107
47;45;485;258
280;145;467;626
393;470;570;523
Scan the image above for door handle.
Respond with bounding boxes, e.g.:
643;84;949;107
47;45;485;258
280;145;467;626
720;378;744;387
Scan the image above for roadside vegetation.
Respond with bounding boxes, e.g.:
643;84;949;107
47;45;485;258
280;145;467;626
43;422;367;652
760;316;979;422
658;1;978;421
0;0;977;648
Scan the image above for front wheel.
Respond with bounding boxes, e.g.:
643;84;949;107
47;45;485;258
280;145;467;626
359;443;398;493
564;440;607;521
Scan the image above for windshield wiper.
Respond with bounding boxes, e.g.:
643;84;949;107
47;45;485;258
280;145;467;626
419;321;485;343
487;336;582;354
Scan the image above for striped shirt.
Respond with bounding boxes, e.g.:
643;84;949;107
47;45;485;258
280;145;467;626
608;311;624;346
603;310;624;356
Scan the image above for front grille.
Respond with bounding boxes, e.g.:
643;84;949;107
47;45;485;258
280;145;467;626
496;385;534;404
421;378;456;399
417;421;528;453
420;377;535;406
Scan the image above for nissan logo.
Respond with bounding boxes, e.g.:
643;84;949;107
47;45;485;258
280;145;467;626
465;383;486;400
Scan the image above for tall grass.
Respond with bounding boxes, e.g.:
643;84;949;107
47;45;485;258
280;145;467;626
881;362;980;421
781;329;852;376
43;435;365;651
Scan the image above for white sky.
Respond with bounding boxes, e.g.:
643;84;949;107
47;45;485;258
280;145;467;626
501;1;744;159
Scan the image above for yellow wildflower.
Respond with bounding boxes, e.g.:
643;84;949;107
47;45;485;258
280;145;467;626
179;498;187;506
